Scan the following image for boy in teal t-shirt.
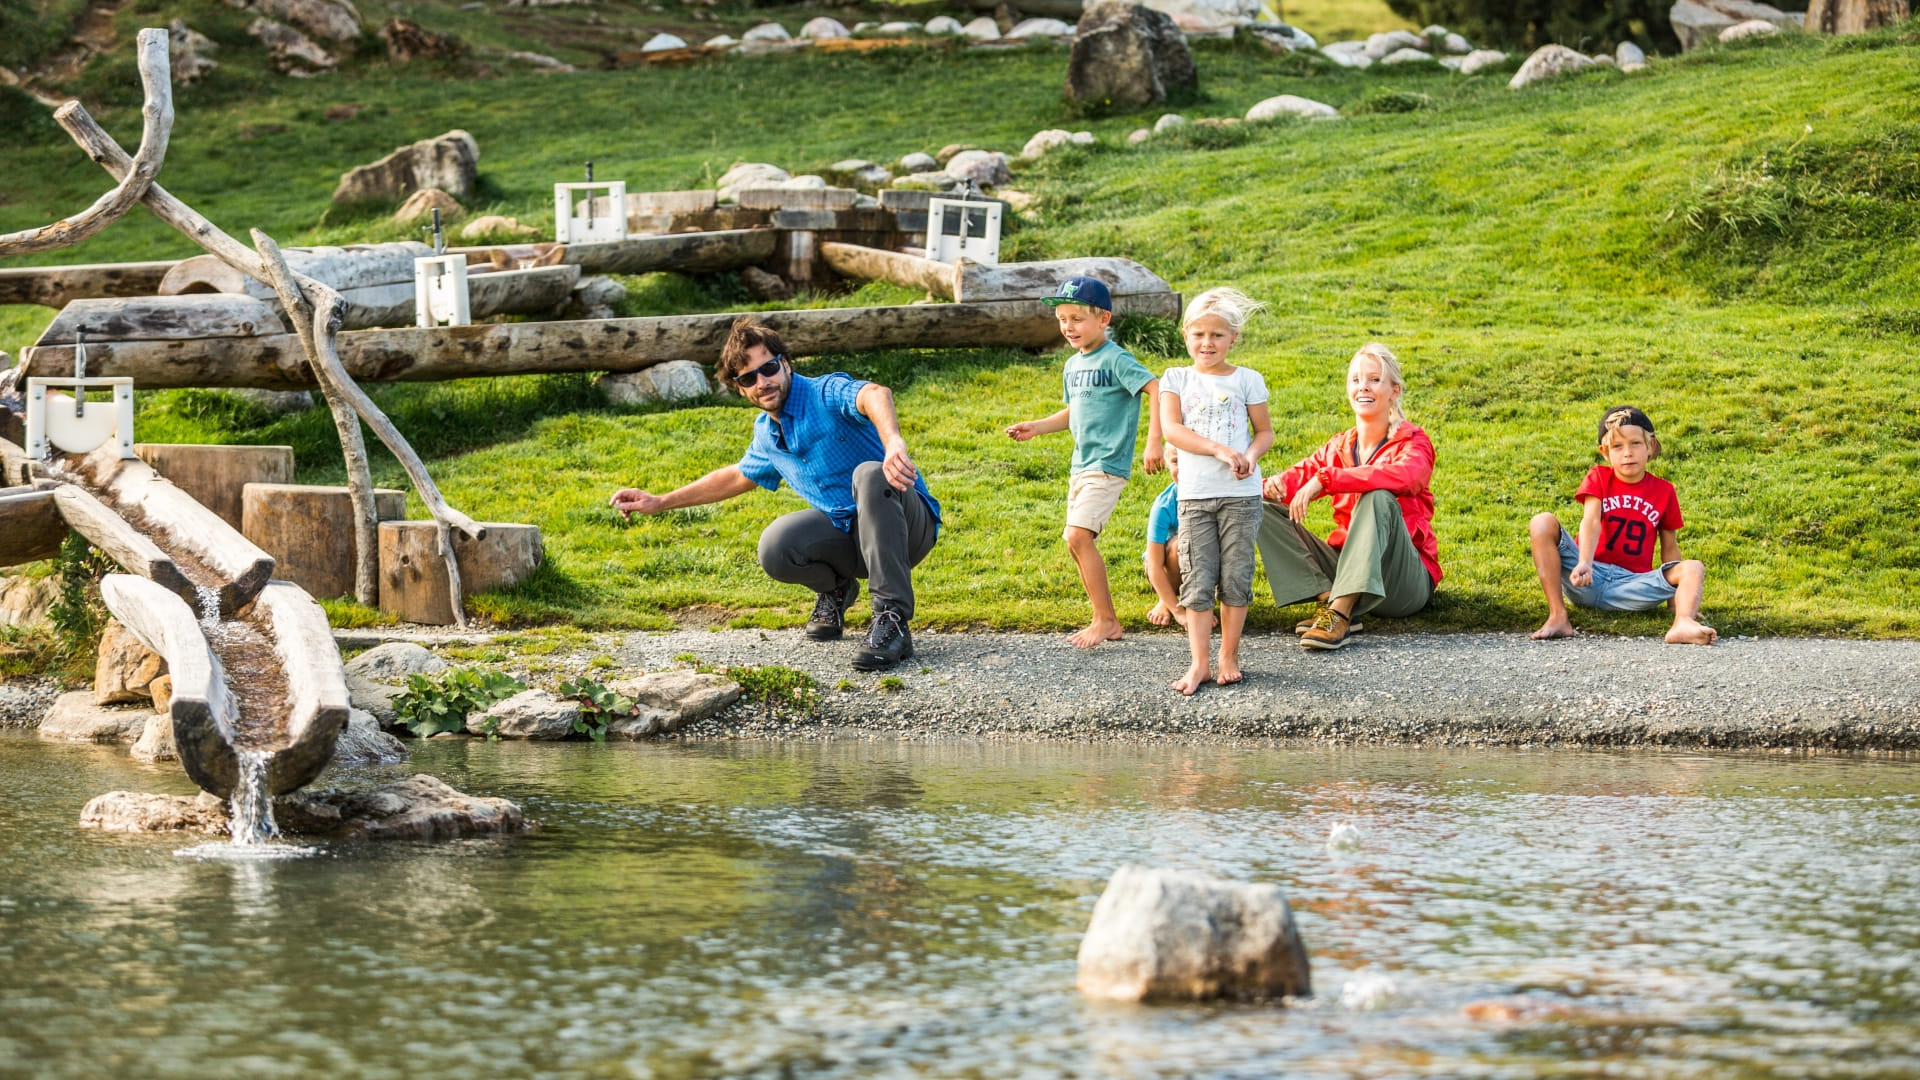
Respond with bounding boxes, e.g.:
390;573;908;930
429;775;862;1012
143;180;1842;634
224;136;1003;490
1005;276;1164;648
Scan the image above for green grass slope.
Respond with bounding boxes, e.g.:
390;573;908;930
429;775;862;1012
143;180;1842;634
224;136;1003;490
3;18;1918;637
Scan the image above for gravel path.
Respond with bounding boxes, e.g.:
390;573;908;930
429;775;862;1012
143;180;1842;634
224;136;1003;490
617;629;1920;750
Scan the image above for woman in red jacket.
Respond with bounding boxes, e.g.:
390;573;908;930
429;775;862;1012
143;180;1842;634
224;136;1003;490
1259;342;1441;650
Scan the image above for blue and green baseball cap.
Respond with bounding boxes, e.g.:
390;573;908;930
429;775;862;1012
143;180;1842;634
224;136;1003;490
1041;275;1113;312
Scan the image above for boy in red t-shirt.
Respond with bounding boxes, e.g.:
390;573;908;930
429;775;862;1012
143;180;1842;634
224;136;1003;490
1526;406;1716;645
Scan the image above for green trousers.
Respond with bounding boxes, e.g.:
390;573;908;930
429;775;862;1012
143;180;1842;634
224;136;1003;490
1256;489;1433;620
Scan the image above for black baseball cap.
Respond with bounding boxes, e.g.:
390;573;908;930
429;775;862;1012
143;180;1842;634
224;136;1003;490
1040;275;1113;312
1598;405;1655;442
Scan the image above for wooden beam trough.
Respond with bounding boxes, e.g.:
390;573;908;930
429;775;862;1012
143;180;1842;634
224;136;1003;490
19;293;1183;389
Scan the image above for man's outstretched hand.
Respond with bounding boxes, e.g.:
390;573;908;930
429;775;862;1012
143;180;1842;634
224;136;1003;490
882;438;917;492
610;488;665;518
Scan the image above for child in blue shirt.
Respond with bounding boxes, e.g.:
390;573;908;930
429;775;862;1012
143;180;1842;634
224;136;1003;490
1006;276;1164;648
1143;452;1184;628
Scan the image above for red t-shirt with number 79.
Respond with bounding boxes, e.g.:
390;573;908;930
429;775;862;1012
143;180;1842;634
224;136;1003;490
1573;465;1684;575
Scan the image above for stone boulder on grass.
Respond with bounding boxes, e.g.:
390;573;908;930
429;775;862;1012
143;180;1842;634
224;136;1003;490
1065;2;1197;111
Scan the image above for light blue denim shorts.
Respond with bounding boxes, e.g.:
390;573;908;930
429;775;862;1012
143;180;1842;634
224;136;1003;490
1557;529;1677;612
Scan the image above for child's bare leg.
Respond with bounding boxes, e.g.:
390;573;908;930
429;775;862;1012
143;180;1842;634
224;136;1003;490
1528;512;1577;640
1173;606;1213;695
1144;540;1186;627
1216;605;1248;684
1663;560;1717;645
1066;526;1124;648
1164;540;1187;627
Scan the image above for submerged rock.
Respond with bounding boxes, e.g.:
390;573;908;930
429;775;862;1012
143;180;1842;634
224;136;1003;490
277;774;530;839
130;714;178;763
39;691;148;742
80;790;228;834
1076;865;1311;1002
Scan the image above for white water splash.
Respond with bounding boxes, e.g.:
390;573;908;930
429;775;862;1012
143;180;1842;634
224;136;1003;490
1340;969;1404;1011
1325;821;1363;853
228;748;280;845
195;585;221;630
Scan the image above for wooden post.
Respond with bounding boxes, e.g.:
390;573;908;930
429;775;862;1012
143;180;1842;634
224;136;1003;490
0;487;68;566
133;443;295;529
0;261;179;308
1807;0;1909;32
242;483;407;600
379;521;542;625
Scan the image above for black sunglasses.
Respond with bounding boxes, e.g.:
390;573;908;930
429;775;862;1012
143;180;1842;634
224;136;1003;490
733;355;785;388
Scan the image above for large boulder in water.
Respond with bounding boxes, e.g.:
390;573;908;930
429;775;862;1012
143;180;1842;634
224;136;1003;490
333;708;409;764
345;641;447;681
38;691;148;742
79;790;229;833
95;618;166;705
1066;2;1198;111
468;688;578;739
607;669;741;729
277;773;529;839
1076;865;1311;1002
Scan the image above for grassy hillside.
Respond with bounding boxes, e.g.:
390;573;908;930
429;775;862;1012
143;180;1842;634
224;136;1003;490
3;12;1918;639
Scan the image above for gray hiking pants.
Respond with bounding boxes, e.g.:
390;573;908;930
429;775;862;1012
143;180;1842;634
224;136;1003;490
756;460;939;619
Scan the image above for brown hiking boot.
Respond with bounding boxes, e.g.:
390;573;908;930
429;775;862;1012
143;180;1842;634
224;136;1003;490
1300;606;1356;650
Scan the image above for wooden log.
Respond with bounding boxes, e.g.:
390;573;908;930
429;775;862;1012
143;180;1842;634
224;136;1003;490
33;295;285;346
0;487;68;567
160;243;433;299
252;580;351;797
0;260;179;308
819;241;958;298
736;187;859;211
566;229;778;275
133;443;296;529
19;294;1184;388
379;521;542;625
242;483;406;600
1;436;51;487
52;484;194;600
158;248;574;330
98;573;241;798
60;443;276;616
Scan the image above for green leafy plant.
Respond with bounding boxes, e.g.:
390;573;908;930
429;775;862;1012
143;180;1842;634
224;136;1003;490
876;675;905;693
49;535;113;655
726;664;820;715
394;668;525;738
1346;89;1434;115
557;676;643;742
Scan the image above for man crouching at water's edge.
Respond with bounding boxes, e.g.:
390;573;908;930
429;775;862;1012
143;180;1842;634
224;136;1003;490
609;317;940;671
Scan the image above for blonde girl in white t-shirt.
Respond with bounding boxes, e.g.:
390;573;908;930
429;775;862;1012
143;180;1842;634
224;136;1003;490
1158;288;1274;696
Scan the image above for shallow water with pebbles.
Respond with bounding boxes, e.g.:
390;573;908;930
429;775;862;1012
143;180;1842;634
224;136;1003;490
2;734;1917;1078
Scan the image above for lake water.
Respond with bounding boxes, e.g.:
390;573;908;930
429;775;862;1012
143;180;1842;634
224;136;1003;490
2;735;1917;1078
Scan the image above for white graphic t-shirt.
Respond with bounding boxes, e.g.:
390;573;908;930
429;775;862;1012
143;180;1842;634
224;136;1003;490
1160;365;1269;500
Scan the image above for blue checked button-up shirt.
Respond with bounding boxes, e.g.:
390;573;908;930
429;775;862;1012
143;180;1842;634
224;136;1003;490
737;372;941;533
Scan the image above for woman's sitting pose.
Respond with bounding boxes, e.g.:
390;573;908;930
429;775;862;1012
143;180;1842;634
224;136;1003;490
1258;342;1441;650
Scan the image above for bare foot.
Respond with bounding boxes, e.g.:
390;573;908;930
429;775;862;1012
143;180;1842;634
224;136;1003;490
1147;602;1172;627
1069;618;1125;649
1216;659;1243;685
1171;663;1211;696
1172;605;1188;628
1531;616;1577;641
1666;618;1718;645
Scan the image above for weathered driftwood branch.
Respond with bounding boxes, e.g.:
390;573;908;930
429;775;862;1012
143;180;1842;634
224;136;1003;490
0;260;179;308
250;232;381;607
35;294;284;345
46;76;484;621
20;294;1185;389
566;229;778;275
0;29;172;256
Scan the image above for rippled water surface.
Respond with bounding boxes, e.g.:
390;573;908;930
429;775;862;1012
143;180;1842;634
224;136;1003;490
2;735;1917;1078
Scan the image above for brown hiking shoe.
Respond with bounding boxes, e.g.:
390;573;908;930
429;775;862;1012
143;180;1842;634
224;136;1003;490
1295;603;1361;636
1300;606;1355;650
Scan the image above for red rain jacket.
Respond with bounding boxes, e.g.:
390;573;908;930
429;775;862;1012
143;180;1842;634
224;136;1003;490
1272;422;1442;587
